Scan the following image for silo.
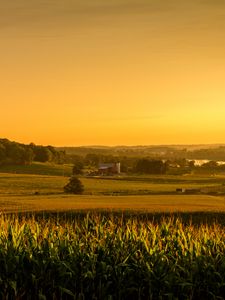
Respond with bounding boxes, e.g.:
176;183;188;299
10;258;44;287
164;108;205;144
116;162;121;174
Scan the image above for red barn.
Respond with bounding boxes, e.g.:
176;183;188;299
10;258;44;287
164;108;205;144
98;163;120;175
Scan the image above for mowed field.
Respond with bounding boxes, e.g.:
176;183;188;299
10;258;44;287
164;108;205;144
1;171;225;213
1;194;225;213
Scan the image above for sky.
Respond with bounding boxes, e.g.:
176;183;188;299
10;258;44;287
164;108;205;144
1;0;225;146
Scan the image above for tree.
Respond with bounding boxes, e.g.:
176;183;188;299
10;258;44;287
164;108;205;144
7;143;27;165
72;161;84;175
134;159;167;174
34;146;53;162
23;147;34;165
85;153;100;167
55;150;66;164
0;143;6;165
64;176;84;194
202;160;218;169
0;138;62;165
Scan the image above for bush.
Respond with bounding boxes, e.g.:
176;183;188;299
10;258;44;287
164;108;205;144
64;176;84;194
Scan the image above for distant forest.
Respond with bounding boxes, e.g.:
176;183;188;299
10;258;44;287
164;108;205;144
59;144;225;175
1;138;225;175
59;144;225;161
0;138;65;165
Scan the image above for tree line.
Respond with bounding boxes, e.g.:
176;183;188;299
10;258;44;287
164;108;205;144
1;138;225;175
70;153;169;175
70;153;225;175
0;138;65;166
60;145;225;161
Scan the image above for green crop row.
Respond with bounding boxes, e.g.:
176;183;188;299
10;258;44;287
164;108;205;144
1;213;225;299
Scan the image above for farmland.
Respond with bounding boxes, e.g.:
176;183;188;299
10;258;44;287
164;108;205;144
1;170;225;298
0;172;225;213
0;162;73;177
2;213;225;299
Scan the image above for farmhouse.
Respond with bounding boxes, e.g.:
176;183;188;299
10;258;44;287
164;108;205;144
98;162;120;175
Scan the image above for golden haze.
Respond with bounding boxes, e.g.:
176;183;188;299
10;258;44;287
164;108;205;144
1;0;225;146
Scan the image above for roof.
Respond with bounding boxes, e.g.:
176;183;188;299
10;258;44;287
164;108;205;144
99;166;110;170
98;163;115;168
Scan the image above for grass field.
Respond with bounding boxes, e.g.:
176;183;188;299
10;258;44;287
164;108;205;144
82;176;224;195
1;172;225;195
0;172;225;213
0;173;68;195
1;194;225;213
0;162;73;176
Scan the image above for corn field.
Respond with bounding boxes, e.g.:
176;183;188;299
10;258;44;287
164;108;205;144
1;213;225;299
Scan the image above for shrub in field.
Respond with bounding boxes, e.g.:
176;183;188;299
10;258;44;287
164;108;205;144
63;176;84;194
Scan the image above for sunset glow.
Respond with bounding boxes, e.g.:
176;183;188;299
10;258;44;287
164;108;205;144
1;0;225;146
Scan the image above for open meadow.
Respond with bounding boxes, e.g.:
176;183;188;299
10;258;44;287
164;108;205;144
0;171;225;213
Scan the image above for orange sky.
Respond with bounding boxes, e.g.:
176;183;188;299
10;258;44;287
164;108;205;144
1;0;225;146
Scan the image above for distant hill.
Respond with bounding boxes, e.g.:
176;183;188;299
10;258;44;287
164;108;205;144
0;138;65;166
57;144;225;159
1;138;225;165
58;144;225;161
